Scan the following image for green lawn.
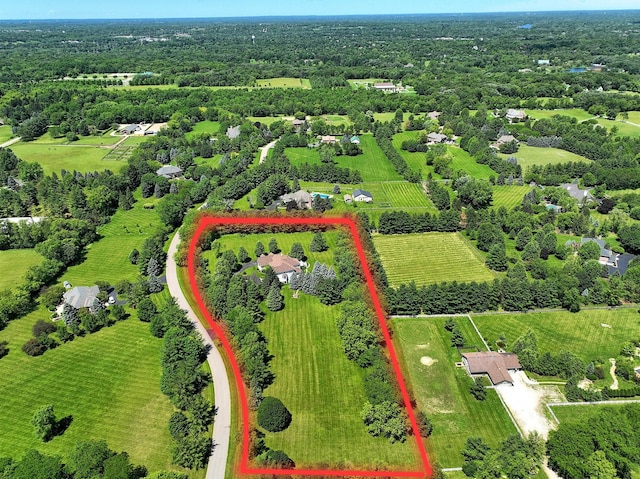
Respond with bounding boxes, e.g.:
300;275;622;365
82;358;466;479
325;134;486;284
394;317;518;467
247;116;282;126
255;78;311;88
261;294;418;469
499;145;591;171
372;232;496;287
62;193;163;286
9;142;126;176
492;185;533;210
0;249;43;291
550;403;636;425
0;125;15;144
286;134;403;182
0;310;175;471
596;117;640;138
472;308;640;363
526;109;594;122
186;121;221;139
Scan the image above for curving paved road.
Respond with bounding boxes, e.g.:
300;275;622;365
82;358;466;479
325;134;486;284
0;137;21;148
166;231;231;479
259;139;277;164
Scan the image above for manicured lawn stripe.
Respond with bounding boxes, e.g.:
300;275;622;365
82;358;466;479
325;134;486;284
373;232;495;287
499;145;591;171
492;185;533;210
394;317;518;468
472;309;640;363
0;249;43;291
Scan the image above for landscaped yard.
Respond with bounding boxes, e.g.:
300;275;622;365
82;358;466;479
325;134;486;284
492;185;533;210
499;145;591;171
0;310;175;472
62;193;163;285
372;232;496;287
0;249;43;291
393;317;518;468
472;308;640;363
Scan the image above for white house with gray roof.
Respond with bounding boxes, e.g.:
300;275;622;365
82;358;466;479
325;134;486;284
63;285;100;309
353;189;373;202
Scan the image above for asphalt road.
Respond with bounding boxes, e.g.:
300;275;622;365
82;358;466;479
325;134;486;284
166;231;231;479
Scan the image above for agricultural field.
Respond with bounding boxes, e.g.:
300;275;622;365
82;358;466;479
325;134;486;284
372;232;496;287
260;293;418;469
492;185;533;210
0;249;43;291
525;108;594;122
9;139;132;176
0;310;175;472
393;317;518;468
472;308;640;363
500;145;591;171
255;77;311;88
62;193;163;285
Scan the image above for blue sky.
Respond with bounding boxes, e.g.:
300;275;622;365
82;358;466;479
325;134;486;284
1;0;638;19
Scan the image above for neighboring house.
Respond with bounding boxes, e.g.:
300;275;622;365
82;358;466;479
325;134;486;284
427;132;448;144
321;135;337;144
280;190;313;209
156;165;183;179
491;135;518;149
344;194;353;204
350;135;361;144
120;124;141;135
561;182;594;203
63;285;100;309
461;351;522;386
226;125;241;139
505;109;527;122
292;119;306;130
567;237;636;275
352;189;373;203
257;253;306;283
373;82;397;93
537;59;550;66
427;111;441;121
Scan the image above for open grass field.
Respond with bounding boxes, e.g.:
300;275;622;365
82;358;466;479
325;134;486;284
619;111;640;124
499;145;591;171
372;232;496;287
381;182;434;209
492;185;533;210
0;125;15;144
260;293;418;469
393;317;518;467
0;309;175;471
247;116;282;126
472;308;640;363
550;403;638;425
596;117;640;138
10;141;127;176
255;78;311;88
526;108;594;122
186;120;221;139
0;249;43;291
63;193;163;286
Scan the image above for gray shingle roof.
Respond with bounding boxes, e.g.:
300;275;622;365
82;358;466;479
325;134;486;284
63;285;100;309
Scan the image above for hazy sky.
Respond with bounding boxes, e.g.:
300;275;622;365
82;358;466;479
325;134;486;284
1;0;639;19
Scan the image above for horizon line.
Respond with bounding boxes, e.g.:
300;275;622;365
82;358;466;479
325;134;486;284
1;8;639;22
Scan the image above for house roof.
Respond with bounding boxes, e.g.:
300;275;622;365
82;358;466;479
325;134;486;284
462;351;521;385
427;132;448;142
321;135;336;143
257;253;302;275
156;165;183;177
121;124;140;134
506;109;526;119
497;135;517;144
63;285;100;309
561;183;593;202
226;125;241;139
353;189;372;198
374;82;395;88
280;190;312;207
343;194;353;201
578;238;637;275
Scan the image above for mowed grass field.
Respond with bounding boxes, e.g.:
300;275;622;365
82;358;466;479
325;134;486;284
260;294;418;469
186;120;221;139
0;249;43;291
256;78;311;88
372;233;496;287
500;145;591;171
63;193;163;285
0;125;15;144
9;140;130;176
0;309;175;471
492;185;533;210
393;317;518;467
526;108;594;122
550;403;637;425
472;308;640;363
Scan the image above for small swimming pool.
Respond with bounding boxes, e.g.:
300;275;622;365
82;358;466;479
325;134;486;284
311;192;333;199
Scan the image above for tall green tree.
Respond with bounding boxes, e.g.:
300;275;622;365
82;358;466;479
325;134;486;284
31;404;57;442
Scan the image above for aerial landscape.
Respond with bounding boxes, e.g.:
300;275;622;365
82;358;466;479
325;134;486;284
1;1;640;478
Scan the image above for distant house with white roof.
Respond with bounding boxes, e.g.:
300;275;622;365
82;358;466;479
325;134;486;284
505;109;527;122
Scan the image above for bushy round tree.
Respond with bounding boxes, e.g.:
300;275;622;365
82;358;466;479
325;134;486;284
257;397;292;432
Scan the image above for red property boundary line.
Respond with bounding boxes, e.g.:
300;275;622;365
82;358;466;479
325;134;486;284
187;215;432;478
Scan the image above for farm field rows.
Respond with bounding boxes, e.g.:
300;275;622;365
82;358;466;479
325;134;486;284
372;232;496;287
0;311;175;472
499;145;591;170
0;249;43;291
472;308;640;363
393;317;518;468
492;185;533;210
